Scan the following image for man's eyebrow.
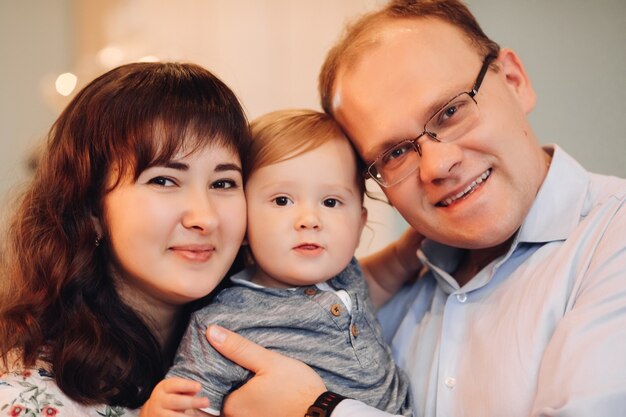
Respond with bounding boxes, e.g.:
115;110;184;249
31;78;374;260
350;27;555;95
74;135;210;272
363;89;464;163
363;139;405;164
423;75;476;126
423;94;455;125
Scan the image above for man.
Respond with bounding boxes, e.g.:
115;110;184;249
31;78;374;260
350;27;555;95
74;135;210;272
206;1;626;416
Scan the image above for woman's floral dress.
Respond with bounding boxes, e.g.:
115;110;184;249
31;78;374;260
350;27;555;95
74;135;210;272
0;363;138;417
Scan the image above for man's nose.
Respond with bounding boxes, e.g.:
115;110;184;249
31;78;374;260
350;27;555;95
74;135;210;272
418;139;463;184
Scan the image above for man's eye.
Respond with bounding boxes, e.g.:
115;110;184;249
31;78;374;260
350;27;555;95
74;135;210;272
433;96;472;128
323;198;340;208
383;143;412;165
442;104;458;119
147;176;176;187
273;196;292;206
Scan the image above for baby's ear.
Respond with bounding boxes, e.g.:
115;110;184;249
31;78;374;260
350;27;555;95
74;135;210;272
360;207;368;233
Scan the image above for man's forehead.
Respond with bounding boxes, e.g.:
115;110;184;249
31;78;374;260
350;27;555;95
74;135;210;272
332;19;481;161
345;19;475;73
334;19;475;104
352;18;469;62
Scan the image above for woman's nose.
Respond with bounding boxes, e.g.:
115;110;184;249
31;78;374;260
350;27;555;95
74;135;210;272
181;193;218;233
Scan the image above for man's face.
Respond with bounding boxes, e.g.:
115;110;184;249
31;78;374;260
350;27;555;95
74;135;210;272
333;18;549;249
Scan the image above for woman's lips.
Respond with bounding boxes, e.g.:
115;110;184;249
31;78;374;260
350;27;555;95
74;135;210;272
169;246;215;262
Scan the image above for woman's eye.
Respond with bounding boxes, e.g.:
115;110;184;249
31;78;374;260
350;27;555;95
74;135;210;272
147;176;176;187
211;179;238;189
273;196;292;206
323;198;340;208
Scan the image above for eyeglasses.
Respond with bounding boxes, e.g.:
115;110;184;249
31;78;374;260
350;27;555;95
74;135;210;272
366;54;497;187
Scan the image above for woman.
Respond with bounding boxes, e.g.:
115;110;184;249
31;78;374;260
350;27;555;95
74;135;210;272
0;62;250;415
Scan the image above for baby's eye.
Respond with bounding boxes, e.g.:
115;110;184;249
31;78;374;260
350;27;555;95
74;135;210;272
323;198;340;208
273;196;293;206
147;176;176;187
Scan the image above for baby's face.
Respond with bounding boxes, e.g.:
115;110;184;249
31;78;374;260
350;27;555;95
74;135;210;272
245;137;366;288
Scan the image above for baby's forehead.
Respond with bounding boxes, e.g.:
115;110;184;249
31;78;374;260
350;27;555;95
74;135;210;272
257;143;364;199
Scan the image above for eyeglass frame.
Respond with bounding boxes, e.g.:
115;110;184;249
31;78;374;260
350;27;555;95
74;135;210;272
365;53;498;187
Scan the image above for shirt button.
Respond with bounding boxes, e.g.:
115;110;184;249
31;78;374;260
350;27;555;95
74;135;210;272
351;324;359;338
444;377;456;389
304;288;317;296
330;303;342;317
456;293;467;303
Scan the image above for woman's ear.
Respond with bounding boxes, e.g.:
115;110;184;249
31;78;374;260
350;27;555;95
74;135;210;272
497;48;537;114
91;214;103;239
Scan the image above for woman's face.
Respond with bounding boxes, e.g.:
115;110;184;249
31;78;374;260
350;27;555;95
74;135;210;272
101;143;246;311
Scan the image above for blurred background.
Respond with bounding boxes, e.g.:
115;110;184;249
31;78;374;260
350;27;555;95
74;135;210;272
1;0;625;256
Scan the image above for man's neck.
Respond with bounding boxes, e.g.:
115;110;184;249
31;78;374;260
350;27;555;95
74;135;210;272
453;237;514;287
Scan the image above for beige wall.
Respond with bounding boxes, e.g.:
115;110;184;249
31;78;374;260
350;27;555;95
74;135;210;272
1;0;625;254
0;0;72;214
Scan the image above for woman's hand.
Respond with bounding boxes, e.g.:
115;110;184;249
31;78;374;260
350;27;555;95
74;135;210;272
206;325;327;417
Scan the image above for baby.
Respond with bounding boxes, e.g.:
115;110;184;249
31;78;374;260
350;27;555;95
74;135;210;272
145;109;416;416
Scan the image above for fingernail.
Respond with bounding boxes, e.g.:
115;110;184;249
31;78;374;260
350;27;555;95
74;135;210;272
209;325;226;345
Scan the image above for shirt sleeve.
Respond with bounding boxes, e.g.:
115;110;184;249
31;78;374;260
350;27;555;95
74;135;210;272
167;312;249;415
531;201;626;416
331;399;403;417
0;367;134;416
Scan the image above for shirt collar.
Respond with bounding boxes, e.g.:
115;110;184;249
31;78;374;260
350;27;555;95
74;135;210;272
516;145;590;243
419;145;590;291
228;258;359;292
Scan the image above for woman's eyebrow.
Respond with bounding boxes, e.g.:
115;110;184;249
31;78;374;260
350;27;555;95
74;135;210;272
215;163;242;173
163;161;189;171
156;161;241;173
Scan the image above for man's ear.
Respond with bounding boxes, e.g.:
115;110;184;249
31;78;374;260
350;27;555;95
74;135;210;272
497;48;536;114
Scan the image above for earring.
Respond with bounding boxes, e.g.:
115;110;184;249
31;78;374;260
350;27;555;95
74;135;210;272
95;235;102;247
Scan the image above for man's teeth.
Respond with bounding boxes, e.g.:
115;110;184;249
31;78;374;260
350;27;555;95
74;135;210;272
440;169;491;207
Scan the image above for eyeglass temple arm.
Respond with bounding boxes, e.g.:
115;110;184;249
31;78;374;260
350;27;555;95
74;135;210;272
470;54;498;97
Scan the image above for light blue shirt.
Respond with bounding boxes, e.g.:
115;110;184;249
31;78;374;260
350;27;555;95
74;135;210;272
333;146;626;417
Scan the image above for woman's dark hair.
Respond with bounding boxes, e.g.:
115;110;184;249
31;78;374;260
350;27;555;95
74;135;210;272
0;62;249;407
